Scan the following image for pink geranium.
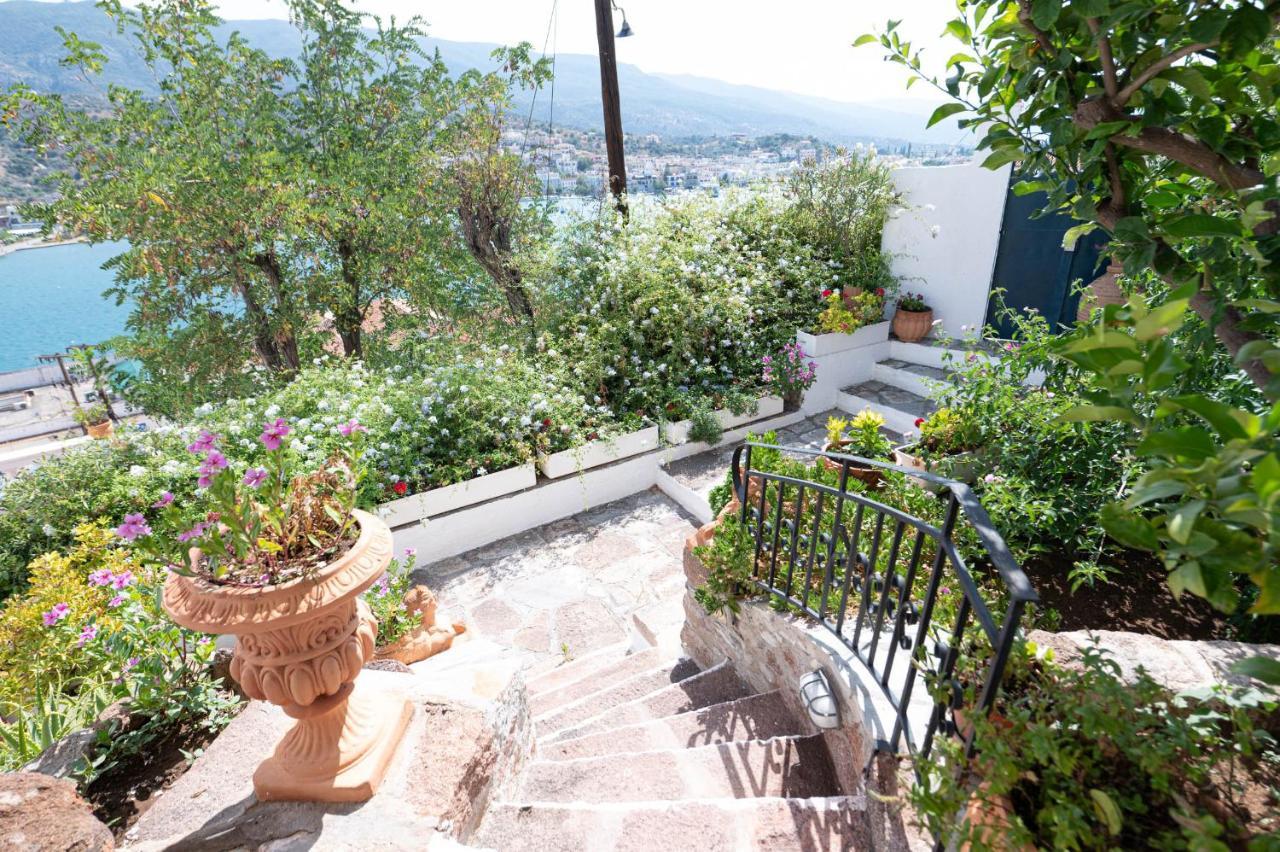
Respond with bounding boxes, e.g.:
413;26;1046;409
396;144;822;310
259;418;291;451
114;513;151;541
187;430;219;454
242;468;269;488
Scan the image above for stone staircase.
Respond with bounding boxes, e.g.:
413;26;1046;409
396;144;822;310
833;337;973;433
476;642;869;851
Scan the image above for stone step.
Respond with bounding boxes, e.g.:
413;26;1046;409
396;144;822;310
872;358;952;399
477;796;870;852
889;337;1000;371
534;657;703;736
529;646;667;716
540;690;802;761
518;735;840;803
543;660;752;743
836;380;935;435
525;641;633;696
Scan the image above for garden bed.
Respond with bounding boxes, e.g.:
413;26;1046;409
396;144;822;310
378;463;538;527
795;321;890;356
663;396;785;445
1022;550;1234;641
536;426;660;479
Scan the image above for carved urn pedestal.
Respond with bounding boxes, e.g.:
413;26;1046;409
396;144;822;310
163;509;412;803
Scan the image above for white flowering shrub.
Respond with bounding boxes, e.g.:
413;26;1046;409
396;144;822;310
541;189;860;419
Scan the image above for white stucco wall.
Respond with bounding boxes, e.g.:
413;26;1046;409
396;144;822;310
881;157;1012;338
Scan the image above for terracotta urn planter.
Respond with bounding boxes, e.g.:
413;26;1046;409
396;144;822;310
1076;260;1126;323
892;308;934;343
84;420;113;440
373;585;466;666
821;441;884;489
162;509;412;803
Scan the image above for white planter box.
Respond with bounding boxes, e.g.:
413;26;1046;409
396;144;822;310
377;462;537;527
537;426;660;479
893;445;982;492
663;395;785;445
796;321;890;357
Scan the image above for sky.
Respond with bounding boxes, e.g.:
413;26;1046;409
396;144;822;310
145;0;956;105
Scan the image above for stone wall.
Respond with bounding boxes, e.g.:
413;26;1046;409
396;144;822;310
680;532;930;852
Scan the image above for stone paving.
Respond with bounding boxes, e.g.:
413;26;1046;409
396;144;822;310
843;380;937;418
416;489;698;664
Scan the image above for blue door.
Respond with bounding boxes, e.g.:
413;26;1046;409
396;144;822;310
985;186;1108;337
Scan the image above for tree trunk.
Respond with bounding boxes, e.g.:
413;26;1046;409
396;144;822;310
335;237;364;359
249;251;301;372
456;203;536;327
233;274;287;372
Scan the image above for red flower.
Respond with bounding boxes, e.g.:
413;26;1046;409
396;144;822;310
542;417;553;428
914;418;925;428
821;289;834;298
392;481;408;496
875;287;885;297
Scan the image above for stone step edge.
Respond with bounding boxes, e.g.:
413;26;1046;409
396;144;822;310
524;733;823;769
539;659;744;740
487;794;869;813
532;656;700;727
529;646;665;713
544;689;796;753
525;640;635;695
835;391;922;436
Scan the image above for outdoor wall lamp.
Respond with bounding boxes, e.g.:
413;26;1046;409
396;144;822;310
613;2;634;37
799;669;841;730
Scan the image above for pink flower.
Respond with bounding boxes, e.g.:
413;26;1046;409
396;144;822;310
187;430;219;454
108;594;126;608
42;603;69;627
114;513;151;541
242;467;269;488
88;568;113;587
403;547;417;558
177;522;208;543
338;420;367;437
125;656;140;669
197;450;228;488
152;491;174;508
111;571;134;591
259;418;291;451
77;624;97;647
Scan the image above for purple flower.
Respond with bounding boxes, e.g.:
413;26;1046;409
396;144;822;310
242;467;269;488
41;603;69;627
111;571;134;591
88;568;114;587
338;419;367;437
76;623;97;647
187;430;219;454
197;450;228;489
114;513;152;541
125;656;139;669
403;547;417;558
108;594;126;608
177;522;208;543
259;418;291;451
152;491;175;508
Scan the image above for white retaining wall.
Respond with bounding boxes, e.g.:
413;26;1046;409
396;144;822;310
882;157;1012;338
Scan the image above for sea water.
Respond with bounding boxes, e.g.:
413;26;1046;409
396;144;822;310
0;241;130;372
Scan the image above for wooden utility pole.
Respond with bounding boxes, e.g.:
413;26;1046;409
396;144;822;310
593;0;628;214
39;352;86;435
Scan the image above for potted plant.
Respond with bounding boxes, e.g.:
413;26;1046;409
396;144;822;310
817;286;887;335
120;418;412;803
762;342;817;411
73;402;113;439
894;407;983;487
364;549;466;665
821;410;893;488
892;291;933;343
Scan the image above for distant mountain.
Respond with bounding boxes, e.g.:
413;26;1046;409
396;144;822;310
0;0;962;147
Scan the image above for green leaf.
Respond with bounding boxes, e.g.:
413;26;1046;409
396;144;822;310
852;34;878;47
1133;299;1189;341
1090;789;1123;836
1100;502;1159;551
1062;222;1097;250
1084;120;1131;140
1161;395;1255;440
926;102;968;128
1163;67;1213;102
1126;477;1186;506
979;148;1022;170
1073;0;1110;14
1031;0;1062;30
1162;214;1240;239
1168;499;1206;544
1230;656;1280;686
1222;3;1271;56
1136;427;1216;461
1059;404;1140;424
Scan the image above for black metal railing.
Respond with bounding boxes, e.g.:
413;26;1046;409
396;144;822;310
730;441;1037;764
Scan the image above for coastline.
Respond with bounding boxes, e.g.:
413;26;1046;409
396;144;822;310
0;235;88;259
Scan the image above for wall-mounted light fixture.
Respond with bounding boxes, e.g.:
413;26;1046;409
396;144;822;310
613;2;634;38
799;669;840;730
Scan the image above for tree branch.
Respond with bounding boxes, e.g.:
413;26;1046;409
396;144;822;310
1089;19;1120;100
1115;42;1210;105
1015;0;1057;58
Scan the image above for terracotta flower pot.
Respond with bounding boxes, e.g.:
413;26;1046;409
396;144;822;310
821;441;884;489
892;308;934;343
162;509;412;803
85;420;113;440
373;585;466;666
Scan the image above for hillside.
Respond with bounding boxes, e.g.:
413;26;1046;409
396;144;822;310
0;0;958;147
